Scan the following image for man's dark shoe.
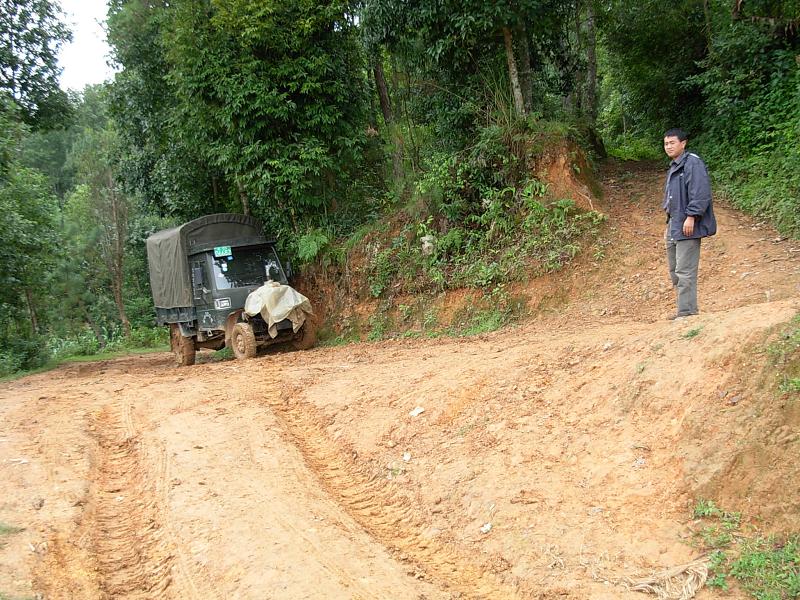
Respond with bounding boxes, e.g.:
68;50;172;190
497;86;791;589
667;311;698;321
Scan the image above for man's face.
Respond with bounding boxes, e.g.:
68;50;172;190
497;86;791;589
664;136;687;160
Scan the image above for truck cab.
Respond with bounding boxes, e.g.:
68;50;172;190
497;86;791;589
189;244;288;330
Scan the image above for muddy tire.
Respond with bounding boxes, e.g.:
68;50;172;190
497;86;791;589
170;324;196;366
292;315;318;351
231;322;257;359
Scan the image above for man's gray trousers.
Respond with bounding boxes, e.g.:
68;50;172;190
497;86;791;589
665;235;701;316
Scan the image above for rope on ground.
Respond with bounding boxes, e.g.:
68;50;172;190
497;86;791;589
622;557;709;600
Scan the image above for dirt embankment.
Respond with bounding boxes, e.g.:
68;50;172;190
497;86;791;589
0;161;798;600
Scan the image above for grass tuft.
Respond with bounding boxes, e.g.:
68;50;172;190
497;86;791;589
767;315;800;397
729;536;800;599
0;523;24;536
690;499;799;599
682;326;703;339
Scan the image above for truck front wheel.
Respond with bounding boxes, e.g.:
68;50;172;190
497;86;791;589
170;324;196;366
292;315;318;350
231;322;257;359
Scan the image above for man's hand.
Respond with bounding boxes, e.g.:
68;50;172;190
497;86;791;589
683;216;695;237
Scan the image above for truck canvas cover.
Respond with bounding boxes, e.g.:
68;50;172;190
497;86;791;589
146;213;269;309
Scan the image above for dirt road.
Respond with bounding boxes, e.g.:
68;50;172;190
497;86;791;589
2;162;799;599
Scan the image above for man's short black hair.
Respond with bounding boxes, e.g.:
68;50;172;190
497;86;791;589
664;128;688;141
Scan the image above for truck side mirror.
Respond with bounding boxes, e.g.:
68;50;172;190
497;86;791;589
284;259;293;281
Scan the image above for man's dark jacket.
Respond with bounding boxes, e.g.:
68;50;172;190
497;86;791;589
663;151;717;241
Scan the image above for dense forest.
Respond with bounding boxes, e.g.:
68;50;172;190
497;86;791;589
1;0;798;374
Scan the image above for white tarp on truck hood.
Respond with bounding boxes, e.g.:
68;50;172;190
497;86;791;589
244;282;313;338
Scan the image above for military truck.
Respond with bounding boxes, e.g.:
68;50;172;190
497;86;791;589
146;213;316;366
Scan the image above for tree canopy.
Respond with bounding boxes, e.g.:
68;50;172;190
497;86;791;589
0;0;72;127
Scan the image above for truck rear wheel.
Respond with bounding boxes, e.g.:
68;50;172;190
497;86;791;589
231;322;257;359
170;324;196;366
292;315;318;350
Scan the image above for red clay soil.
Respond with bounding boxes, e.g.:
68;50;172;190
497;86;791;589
0;160;798;600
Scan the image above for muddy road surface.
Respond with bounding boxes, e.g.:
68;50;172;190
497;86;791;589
1;162;799;599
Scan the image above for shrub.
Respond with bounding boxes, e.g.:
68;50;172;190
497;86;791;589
0;335;50;376
48;330;101;360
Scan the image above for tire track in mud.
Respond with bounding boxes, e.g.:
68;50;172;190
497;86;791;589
264;384;526;600
81;404;175;599
152;444;226;600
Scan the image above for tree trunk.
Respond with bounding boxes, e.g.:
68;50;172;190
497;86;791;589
111;279;129;337
583;2;607;160
374;57;405;184
236;180;251;216
392;55;419;171
585;2;598;124
573;1;584;115
373;60;394;124
516;25;534;114
503;27;526;116
24;288;39;335
107;169;131;337
732;0;743;20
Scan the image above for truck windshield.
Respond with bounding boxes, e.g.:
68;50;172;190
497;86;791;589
211;246;286;289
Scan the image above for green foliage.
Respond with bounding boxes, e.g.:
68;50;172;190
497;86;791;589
210;346;233;362
47;330;102;360
355;121;605;302
0;335;50;377
364;0;580;153
597;0;707;136
19;124;76;200
0;164;61;372
367;310;392;341
368;247;397;298
598;1;800;238
0;521;24;549
682;326;703;339
0;96;27;178
103;326;168;352
0;84;165;375
692;17;800;237
693;498;724;519
766;315;800;396
318;328;361;347
707;550;730;590
297;228;331;264
692;499;742;553
455;285;521;337
780;378;800;394
0;0;73;128
0;166;60;304
63;98;137;336
730;536;800;600
691;499;799;600
605;135;662;161
0;522;24;536
460;307;507;336
160;0;369;232
46;326;167;366
107;0;223;218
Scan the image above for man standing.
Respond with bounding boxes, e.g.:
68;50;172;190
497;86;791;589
663;128;716;319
